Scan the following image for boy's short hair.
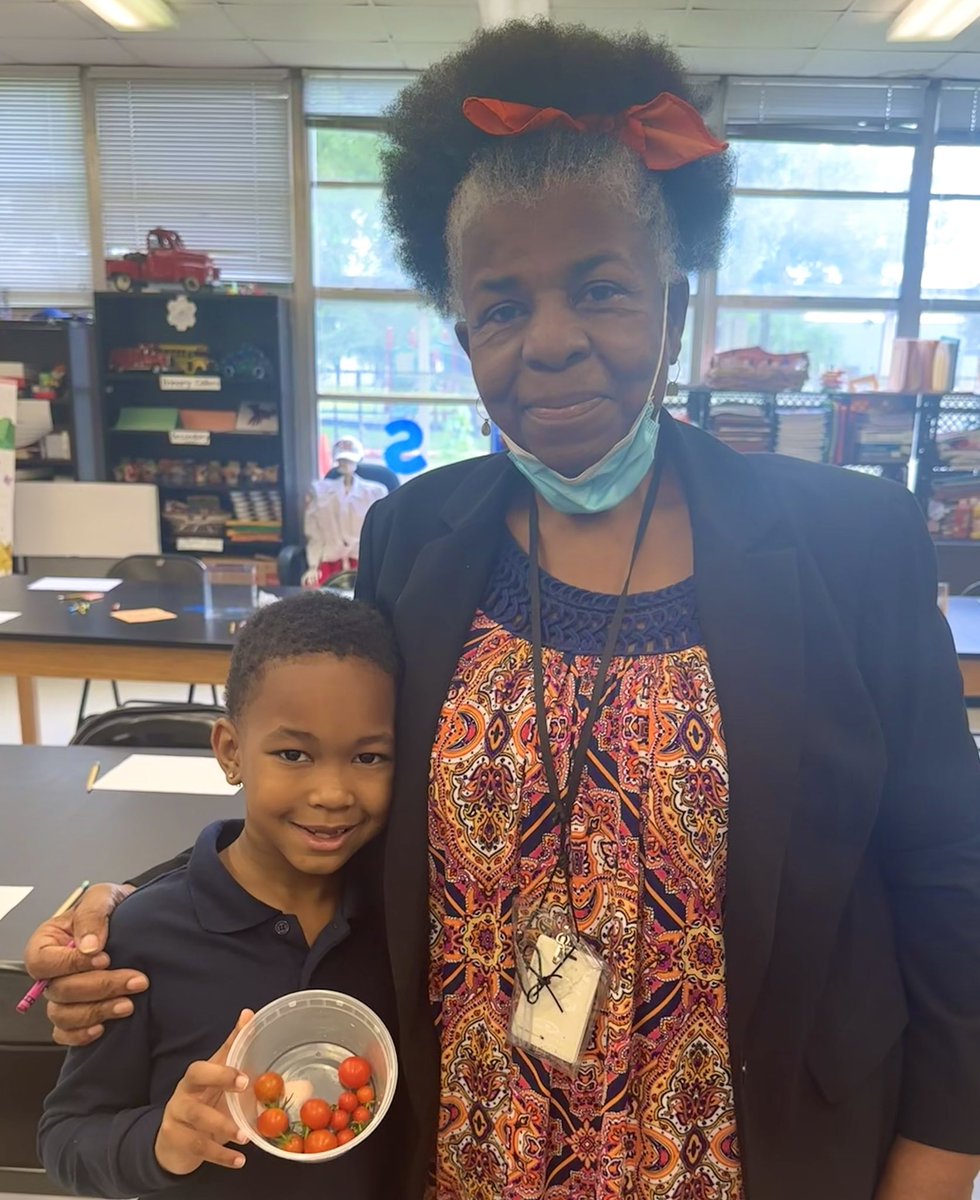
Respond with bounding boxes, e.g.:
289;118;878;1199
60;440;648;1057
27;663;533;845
224;592;398;720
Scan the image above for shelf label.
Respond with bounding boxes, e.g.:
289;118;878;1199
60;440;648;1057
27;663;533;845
169;430;211;447
176;536;224;553
159;374;222;392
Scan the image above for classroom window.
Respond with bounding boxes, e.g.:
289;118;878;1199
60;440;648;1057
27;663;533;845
0;73;92;307
714;308;897;387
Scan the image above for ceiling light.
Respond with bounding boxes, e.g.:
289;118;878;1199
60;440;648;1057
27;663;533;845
78;0;176;32
888;0;980;41
478;0;550;29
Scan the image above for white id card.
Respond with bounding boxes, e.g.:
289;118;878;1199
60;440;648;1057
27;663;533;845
510;932;607;1074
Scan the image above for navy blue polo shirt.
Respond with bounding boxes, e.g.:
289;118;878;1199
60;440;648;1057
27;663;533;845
39;820;400;1200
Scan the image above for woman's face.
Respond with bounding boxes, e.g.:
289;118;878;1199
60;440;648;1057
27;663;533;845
457;184;688;478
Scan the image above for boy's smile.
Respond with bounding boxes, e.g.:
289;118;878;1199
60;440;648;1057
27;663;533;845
212;652;395;916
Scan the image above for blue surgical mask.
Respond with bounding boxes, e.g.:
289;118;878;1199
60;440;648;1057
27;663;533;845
500;283;671;516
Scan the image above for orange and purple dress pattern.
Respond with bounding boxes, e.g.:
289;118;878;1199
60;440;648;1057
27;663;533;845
428;539;742;1200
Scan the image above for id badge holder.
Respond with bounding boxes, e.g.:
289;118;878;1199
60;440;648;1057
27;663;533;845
509;902;610;1076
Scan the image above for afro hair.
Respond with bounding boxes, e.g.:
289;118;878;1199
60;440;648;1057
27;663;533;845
381;19;733;312
224;591;398;721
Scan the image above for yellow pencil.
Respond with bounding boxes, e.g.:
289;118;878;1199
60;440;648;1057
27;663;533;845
51;880;91;920
86;762;101;792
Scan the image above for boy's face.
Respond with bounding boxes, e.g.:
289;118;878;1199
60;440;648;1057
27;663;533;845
212;653;395;880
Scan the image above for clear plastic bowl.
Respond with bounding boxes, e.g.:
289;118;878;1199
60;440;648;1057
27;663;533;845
226;990;398;1163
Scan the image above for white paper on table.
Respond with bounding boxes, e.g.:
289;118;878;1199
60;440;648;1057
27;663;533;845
28;577;122;592
0;885;33;922
0;611;21;626
92;754;239;796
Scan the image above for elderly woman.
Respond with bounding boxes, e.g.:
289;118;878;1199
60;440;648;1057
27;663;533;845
25;22;980;1200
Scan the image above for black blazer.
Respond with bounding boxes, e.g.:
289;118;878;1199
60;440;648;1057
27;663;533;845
356;413;980;1200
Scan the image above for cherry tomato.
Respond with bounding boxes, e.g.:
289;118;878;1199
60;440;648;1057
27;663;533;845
253;1072;284;1105
257;1107;289;1139
338;1056;372;1091
305;1129;338;1154
352;1105;372;1127
279;1132;305;1154
336;1128;357;1145
356;1084;375;1106
330;1107;350;1131
300;1098;332;1131
337;1090;359;1113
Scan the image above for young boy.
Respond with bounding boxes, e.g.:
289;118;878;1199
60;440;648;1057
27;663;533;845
39;592;399;1199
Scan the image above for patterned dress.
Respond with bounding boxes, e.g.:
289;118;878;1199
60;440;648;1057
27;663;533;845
428;538;742;1200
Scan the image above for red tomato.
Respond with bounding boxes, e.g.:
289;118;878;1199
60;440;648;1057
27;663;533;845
356;1084;375;1106
300;1098;332;1131
256;1107;289;1139
336;1128;357;1146
329;1107;350;1131
253;1072;284;1105
279;1132;305;1154
337;1090;359;1113
338;1056;372;1091
305;1129;338;1154
352;1105;372;1127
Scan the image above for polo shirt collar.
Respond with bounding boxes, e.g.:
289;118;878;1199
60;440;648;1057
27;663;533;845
187;819;365;934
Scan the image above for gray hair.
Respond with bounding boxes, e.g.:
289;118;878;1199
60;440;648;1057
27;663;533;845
445;131;681;315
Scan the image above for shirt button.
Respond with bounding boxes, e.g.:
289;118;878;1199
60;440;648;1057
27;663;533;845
274;919;290;935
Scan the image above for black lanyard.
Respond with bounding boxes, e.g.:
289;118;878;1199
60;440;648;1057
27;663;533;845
527;449;667;933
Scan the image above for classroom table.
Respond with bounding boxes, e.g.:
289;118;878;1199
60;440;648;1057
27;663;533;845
948;595;980;699
0;745;234;1194
0;574;298;744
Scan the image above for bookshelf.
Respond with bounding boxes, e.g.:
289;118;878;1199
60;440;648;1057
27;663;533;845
0;317;99;481
95;292;297;564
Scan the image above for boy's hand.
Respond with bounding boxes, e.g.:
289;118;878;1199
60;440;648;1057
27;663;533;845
155;1010;254;1177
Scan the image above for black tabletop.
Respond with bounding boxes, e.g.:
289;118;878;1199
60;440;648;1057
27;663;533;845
0;576;300;651
0;746;235;964
948;596;980;660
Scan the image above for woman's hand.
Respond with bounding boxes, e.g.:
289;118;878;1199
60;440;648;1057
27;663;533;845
154;1010;254;1177
22;882;148;1047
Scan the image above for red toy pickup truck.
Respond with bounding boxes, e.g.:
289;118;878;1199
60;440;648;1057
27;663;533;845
105;228;220;294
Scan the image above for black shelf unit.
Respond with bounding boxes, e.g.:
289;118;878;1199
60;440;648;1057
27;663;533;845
95;292;296;565
0;317;99;480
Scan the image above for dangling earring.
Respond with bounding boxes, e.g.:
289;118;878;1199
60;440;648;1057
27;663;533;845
666;361;681;398
476;400;491;437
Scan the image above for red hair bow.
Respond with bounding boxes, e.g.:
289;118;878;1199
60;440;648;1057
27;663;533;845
462;92;727;171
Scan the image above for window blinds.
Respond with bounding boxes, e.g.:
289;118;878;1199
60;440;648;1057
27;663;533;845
725;78;926;139
938;84;980;138
304;72;413;119
0;73;92;307
94;77;293;285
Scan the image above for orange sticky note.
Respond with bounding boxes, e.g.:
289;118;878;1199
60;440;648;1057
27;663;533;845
111;608;178;624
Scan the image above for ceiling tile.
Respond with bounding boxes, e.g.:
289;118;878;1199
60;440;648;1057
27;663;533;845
113;2;243;39
0;2;102;38
123;35;271;64
691;0;848;8
257;38;401;66
3;35;139;62
804;47;952;74
225;2;386;39
552;0;685;8
679;46;814;73
381;6;478;41
821;12;894;48
677;10;840;47
850;0;907;10
398;40;468;67
554;8;686;37
377;0;477;5
941;52;980;77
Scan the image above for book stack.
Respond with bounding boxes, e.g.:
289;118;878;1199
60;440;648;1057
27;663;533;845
937;428;980;471
888;338;959;394
709;402;772;453
775;407;831;463
855;410;914;462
